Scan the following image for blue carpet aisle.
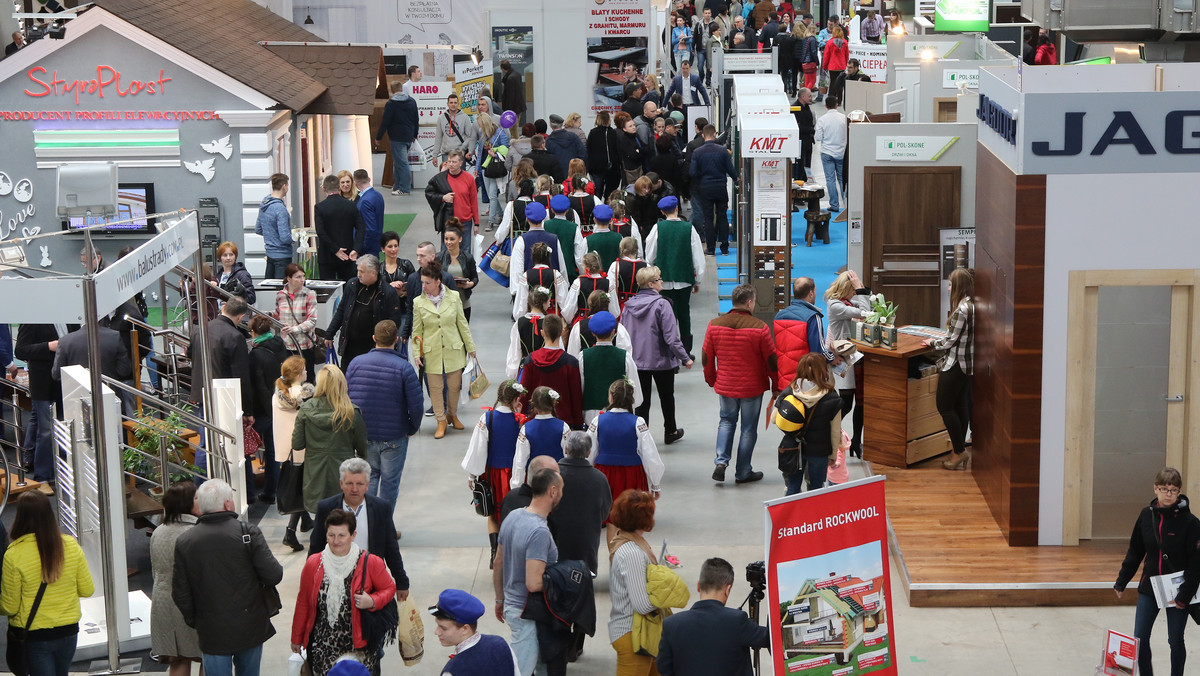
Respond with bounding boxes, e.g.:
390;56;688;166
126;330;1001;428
716;208;847;314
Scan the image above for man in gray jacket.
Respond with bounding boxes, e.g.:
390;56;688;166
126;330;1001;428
433;93;477;165
173;479;283;676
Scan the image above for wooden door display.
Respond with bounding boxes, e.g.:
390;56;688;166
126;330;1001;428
863;167;961;328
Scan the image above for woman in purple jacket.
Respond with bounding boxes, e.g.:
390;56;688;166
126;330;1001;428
618;265;693;445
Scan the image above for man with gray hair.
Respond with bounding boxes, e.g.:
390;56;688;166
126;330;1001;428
324;253;404;368
550;432;611;661
310;457;411;597
173;479;283;676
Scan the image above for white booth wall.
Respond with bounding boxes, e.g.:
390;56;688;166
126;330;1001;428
915;58;1013;123
845;122;977;276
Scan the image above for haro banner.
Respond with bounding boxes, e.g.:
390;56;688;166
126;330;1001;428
764;476;898;675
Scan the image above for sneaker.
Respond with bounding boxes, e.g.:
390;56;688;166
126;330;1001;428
391;189;402;196
720;246;729;255
425;407;435;417
712;464;727;482
735;471;765;484
664;428;685;445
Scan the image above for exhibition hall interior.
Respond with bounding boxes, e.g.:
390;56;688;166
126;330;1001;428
0;0;1198;674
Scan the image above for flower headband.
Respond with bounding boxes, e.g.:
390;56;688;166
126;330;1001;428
511;382;526;394
547;388;561;401
534;286;551;296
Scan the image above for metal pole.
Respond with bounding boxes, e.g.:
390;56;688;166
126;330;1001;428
191;220;221;482
80;246;123;673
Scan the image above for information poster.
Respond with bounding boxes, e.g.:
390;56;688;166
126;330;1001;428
586;0;651;115
453;59;493;118
492;26;534;120
765;477;898;676
934;0;991;32
848;43;888;84
1101;630;1137;675
410;81;454;171
939;228;975;319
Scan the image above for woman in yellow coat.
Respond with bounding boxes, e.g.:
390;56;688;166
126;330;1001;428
412;260;477;439
1;491;95;676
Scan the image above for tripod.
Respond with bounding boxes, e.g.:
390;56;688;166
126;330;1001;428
740;582;766;676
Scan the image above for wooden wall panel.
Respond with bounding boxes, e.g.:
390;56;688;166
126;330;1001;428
974;145;1046;546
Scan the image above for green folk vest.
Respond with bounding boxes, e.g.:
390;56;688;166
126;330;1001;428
544;218;579;280
655;219;695;285
588;230;623;272
582;344;628;411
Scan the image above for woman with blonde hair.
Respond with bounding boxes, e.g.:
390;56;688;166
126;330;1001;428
292;364;368;514
564;112;589;144
477;113;510;232
337;170;358;202
0;490;95;675
924;267;975;470
824;269;871;456
275;355;316;550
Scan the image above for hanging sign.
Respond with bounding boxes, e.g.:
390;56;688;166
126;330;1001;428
849;43;888;83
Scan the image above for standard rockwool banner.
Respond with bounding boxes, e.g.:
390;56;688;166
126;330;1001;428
765;476;898;675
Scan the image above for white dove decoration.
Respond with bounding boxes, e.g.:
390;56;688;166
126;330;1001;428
201;135;233;160
184;158;215;182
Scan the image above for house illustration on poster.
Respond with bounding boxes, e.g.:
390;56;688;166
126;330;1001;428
779;573;887;665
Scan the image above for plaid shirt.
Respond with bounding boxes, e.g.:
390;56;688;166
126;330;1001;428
274;287;318;351
932;296;974;375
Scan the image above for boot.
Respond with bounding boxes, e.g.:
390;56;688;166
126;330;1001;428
489;532;499;570
298;511;314;533
283;528;303;552
435;419;448;439
450;414;465;430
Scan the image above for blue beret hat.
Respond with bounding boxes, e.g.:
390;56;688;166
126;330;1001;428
593;204;614;221
525;201;547;222
657;195;678;211
550;194;571;212
589;311;617;336
428;589;486;625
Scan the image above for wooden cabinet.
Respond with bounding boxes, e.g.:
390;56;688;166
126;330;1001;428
858;332;951;468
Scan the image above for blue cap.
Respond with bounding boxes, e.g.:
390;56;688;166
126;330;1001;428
589;311;617;336
326;661;371;676
657;195;678;211
429;589;486;625
550;194;571;213
525;202;547;222
594;204;614;222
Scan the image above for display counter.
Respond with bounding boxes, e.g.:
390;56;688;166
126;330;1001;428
856;331;952;468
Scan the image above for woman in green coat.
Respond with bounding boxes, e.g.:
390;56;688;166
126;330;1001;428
412;260;477;440
291;364;368;513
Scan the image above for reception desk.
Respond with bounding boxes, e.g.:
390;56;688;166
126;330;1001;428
856;332;952;468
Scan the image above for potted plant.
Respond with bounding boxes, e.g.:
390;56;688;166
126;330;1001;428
865;293;899;348
125;410;202;498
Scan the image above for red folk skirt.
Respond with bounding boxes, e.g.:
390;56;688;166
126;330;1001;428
595;464;649;502
484;466;513;514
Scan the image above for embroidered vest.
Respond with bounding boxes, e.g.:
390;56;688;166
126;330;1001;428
594;411;642;466
544;218;580;280
616;258;647;309
526;267;559;314
516;315;546;361
523;417;565;461
655;219;696;285
575;275;610;320
570;195;596;235
520;229;560;272
588;230;623;272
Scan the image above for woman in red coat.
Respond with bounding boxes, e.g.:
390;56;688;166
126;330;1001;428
1034;34;1057;65
291;509;396;675
822;26;849;97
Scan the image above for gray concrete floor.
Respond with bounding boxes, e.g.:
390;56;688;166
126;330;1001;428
241;168;1194;676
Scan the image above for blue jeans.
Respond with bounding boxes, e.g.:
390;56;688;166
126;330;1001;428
504;604;545;676
1135;592;1188;676
26;632;77;676
31;399;55;482
820;153;845;211
202;644;263;676
367;437;409;513
265;257;292;280
483;176;505;228
694;49;708;84
390;140;412;193
716;395;762;480
784;455;829;496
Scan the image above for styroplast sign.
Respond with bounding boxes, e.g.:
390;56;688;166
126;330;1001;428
24;66;171;105
1023;92;1200;174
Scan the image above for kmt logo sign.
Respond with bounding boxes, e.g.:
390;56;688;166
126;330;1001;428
748;135;788;152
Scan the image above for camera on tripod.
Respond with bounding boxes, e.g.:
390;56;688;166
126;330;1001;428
746;561;766;591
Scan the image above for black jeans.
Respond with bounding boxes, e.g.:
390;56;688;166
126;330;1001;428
659;287;694;353
636;368;678;434
693;184;730;252
936;363;972;455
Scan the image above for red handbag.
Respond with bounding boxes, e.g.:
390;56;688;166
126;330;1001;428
242;418;263;457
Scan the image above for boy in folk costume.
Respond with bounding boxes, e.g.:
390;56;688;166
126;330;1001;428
586;204;626;273
507;201;567;300
644;195;706;354
567;290;633;359
579;311;642;424
543;194;587;281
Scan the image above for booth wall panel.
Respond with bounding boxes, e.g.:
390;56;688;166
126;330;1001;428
974;144;1046;547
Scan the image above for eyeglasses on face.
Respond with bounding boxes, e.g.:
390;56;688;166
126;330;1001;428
1155;486;1181;495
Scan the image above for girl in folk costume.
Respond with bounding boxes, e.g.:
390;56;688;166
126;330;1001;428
561;159;596;196
506;201;568;301
567;289;634;359
532;173;558;210
606;190;639;242
512;241;569;320
495;178;536;249
510;386;573;488
563;252;620;324
586;204;627;273
578;310;642;424
462;379;527;568
505;286;552;379
566;171;603;236
606;236;648;312
518;314;585;429
587;379;664;502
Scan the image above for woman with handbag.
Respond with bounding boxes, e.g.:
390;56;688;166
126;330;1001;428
292;365;369;515
1114;467;1200;676
412;261;477;439
0;491;95;676
291;509;397;676
275;263;320;383
615;112;644;188
477;114;510;232
462;379;526;568
923;267;975;471
606;489;661;676
274;355;316;551
800;25;820;92
824;270;872;457
150;482;202;676
437;221;479;322
781;352;843;496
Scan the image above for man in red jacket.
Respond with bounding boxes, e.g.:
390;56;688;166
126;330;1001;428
702;284;778;484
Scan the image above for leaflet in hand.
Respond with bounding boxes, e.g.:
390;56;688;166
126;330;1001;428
1149;571;1200;609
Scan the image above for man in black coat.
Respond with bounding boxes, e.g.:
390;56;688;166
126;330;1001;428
247;315;289;504
186;297;254;476
52;324;132;384
15;324;63;481
526;134;565;182
314;174;364;281
309;457;411;597
550;432;611;661
324;255;404;368
657;557;770;676
499;59;527;123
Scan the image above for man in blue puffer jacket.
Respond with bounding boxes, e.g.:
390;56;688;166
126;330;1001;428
346;319;424;513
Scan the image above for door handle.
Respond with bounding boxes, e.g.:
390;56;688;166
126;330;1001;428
1166;395;1185;402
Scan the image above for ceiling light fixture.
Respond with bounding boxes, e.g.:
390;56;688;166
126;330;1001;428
303;8;314;25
